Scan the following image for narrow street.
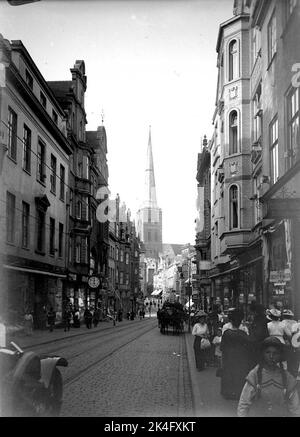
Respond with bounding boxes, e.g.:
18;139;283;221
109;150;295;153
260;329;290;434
12;315;238;418
2;0;300;421
21;317;193;417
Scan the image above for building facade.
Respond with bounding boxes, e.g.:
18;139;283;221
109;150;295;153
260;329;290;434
48;66;110;315
208;1;260;318
194;135;212;309
248;0;300;316
86;124;110;310
0;37;72;326
201;0;300;317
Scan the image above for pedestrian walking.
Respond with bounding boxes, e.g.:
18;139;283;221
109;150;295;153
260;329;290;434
291;327;300;381
63;307;72;332
281;309;298;334
267;308;292;344
237;337;300;417
47;307;56;332
192;311;210;371
222;308;249;335
73;307;80;328
24;310;33;336
248;302;269;367
93;307;100;327
267;309;291;371
220;309;252;400
212;327;222;368
84;307;93;329
281;310;299;377
117;309;123;322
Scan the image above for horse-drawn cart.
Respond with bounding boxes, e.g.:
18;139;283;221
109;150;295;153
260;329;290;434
157;302;187;335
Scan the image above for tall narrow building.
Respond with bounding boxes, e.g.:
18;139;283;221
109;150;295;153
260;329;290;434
136;126;162;261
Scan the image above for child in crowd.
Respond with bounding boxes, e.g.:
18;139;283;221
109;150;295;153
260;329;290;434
212;328;222;368
24;310;33;336
237;336;300;417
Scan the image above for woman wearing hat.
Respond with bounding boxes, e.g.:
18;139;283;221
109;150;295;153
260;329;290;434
237;337;300;417
220;309;252;400
192;311;210;371
267;308;292;344
281;310;300;378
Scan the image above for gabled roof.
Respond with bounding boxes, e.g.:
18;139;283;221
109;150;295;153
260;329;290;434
162;244;185;257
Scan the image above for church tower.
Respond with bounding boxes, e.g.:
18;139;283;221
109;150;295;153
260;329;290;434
136;126;163;260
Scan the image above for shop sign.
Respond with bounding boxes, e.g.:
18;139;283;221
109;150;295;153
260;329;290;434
199;261;212;270
270;269;291;283
248;293;255;303
68;273;77;281
273;283;285;295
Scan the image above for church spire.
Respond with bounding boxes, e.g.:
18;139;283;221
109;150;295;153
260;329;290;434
144;125;158;208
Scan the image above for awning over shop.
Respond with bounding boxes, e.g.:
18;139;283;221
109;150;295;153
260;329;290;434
3;264;66;278
151;290;162;296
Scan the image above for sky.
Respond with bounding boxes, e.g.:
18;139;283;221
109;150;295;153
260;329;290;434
0;0;233;245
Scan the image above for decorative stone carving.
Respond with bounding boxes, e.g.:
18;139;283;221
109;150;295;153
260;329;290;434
218;99;224;115
229;161;238;175
229;86;238;100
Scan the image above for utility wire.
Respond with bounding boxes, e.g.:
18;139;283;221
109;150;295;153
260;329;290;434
1;119;98;194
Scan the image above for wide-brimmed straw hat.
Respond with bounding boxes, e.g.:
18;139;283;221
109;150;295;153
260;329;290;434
292;331;300;349
282;309;294;317
267;308;281;320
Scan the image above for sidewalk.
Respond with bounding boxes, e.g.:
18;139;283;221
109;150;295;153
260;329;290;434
5;317;147;350
184;331;238;417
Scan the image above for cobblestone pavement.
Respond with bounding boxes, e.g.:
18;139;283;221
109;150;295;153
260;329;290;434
5;317;244;417
60;319;193;417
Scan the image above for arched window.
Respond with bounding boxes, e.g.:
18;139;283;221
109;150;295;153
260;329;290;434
229;111;238;154
229;185;239;229
229;39;239;81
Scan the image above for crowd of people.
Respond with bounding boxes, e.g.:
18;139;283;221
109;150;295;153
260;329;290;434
23;303;147;334
191;302;300;417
